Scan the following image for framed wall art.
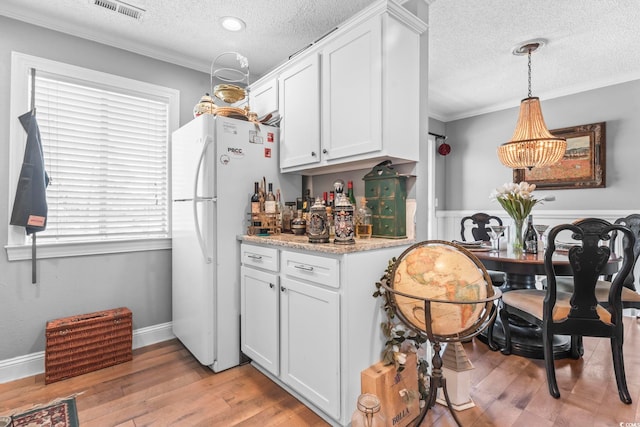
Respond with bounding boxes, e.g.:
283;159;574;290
514;122;606;189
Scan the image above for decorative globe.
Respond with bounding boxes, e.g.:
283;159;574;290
390;241;494;338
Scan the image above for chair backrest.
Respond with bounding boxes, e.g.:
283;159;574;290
460;213;502;242
609;214;640;289
545;218;636;329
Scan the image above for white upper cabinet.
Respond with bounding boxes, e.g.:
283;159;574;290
278;53;321;169
252;0;426;175
320;16;382;163
247;77;278;119
248;0;426;175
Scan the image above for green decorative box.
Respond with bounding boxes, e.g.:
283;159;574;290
363;161;409;238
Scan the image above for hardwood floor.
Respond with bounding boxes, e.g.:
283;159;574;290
1;315;639;426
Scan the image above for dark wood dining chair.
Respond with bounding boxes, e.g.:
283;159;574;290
461;213;505;287
499;218;636;403
460;212;502;242
557;214;640;312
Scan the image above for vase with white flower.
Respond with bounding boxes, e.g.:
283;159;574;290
490;182;542;253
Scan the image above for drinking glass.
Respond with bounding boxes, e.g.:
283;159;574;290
533;224;550;250
489;225;507;251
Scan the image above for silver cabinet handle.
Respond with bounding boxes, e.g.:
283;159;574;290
248;254;263;260
294;264;314;271
322;149;328;154
311;151;317;157
269;283;274;289
280;286;286;292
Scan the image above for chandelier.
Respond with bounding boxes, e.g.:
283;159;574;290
497;41;566;170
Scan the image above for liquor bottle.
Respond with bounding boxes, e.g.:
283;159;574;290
265;183;276;214
251;182;261;214
282;202;296;233
326;206;335;239
355;197;372;239
291;209;307;235
276;189;283;229
329;191;335;209
251;182;261;227
524;215;538;254
347;180;357;206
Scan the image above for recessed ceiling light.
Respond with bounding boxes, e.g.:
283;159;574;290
220;16;246;32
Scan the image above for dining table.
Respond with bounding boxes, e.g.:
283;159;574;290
471;247;620;359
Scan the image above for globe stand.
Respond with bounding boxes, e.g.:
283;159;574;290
379;241;502;427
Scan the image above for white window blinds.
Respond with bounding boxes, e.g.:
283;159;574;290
33;73;170;242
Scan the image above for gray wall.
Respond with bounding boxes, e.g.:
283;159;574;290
0;16;208;359
440;80;640;211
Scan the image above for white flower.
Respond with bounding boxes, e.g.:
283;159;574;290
490;181;542;221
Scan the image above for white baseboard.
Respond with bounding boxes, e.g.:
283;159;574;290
0;322;175;384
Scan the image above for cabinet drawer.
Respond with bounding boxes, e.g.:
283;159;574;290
281;251;339;289
241;244;279;272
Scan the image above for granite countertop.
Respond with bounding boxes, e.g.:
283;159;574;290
239;233;415;255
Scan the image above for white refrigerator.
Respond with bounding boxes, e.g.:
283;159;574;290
171;114;300;372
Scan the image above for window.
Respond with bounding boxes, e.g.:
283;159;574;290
6;52;179;260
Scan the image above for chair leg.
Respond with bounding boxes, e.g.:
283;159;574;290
486;303;499;351
611;337;632;404
499;304;512;355
570;335;584;359
543;327;560;399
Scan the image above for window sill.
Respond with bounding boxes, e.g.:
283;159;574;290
5;237;171;261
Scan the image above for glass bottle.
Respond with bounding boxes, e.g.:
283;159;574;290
326;206;335;239
524;214;538;254
347;180;357;206
251;182;261;214
251;182;261;227
265;183;276;214
355;197;372;239
351;393;386;427
291;209;307;236
282;202;295;233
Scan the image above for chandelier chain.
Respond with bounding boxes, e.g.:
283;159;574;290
527;47;533;98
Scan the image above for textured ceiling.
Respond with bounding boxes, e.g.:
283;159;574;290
2;0;640;122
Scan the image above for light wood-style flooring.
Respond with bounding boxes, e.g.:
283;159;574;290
1;315;639;426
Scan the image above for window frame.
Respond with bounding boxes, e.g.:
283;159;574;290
6;52;179;261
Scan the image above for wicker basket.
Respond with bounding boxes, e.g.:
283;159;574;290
45;307;132;384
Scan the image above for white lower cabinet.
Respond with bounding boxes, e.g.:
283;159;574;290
240;266;279;375
240;241;410;426
280;275;340;419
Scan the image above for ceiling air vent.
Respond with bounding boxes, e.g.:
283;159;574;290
91;0;145;20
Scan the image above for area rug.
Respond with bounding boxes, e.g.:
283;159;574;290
10;397;79;427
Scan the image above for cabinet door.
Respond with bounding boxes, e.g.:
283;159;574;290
280;277;340;419
248;77;278;118
241;266;279;376
279;54;321;169
321;16;382;162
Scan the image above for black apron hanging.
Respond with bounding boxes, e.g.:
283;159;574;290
10;68;50;283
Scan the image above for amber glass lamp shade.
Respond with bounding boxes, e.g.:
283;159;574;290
497;97;567;170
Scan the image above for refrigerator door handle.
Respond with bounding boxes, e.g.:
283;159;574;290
193;139;213;264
